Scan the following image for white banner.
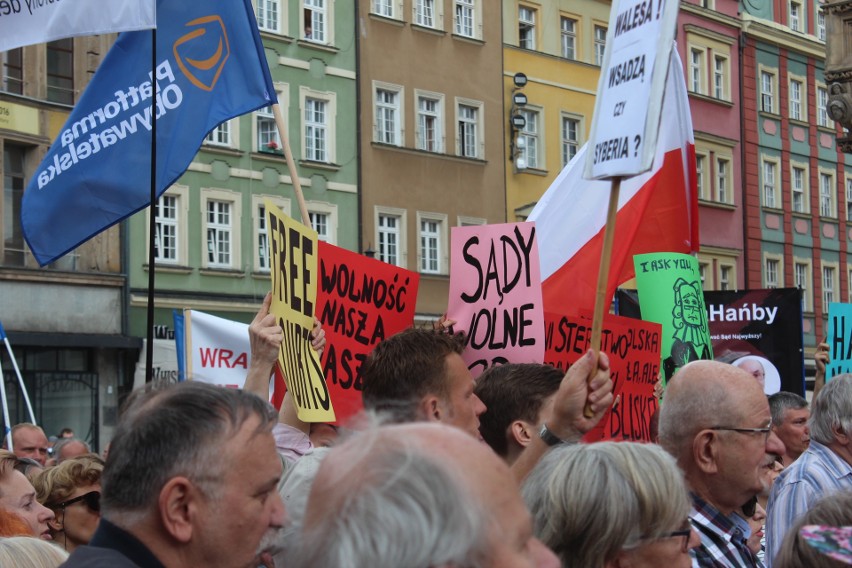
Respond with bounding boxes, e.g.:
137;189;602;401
0;0;156;52
185;310;251;390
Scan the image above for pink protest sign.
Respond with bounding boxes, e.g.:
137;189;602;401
447;222;545;377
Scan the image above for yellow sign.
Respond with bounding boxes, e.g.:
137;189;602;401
0;101;38;136
265;199;335;423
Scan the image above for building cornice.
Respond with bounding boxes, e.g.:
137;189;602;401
741;13;826;58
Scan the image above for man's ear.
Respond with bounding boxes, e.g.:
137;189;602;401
158;476;200;543
833;424;849;446
510;420;536;448
693;430;720;474
418;395;443;423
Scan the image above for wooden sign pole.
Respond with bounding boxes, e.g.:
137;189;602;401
272;103;311;225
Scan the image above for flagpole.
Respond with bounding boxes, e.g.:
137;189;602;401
145;27;158;383
0;322;18;447
585;176;621;417
272;104;311;225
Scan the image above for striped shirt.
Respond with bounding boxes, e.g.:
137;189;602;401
690;493;763;568
765;440;852;567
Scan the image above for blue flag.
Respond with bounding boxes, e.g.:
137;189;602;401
21;0;277;266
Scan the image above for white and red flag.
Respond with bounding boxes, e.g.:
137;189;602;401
528;47;699;315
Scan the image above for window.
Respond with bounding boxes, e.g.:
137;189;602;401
823;265;837;306
375;86;402;146
256;105;281;153
698;263;708;288
206;200;232;268
310;212;329;241
817;85;832;128
519;6;536;50
455;0;475;38
416;93;443;153
415;0;435;27
715;157;730;203
790;0;802;31
377;209;405;267
519;108;539;169
253;196;289;271
817;7;826;41
820;172;836;217
206;121;233;147
304;98;327;162
47;39;74;104
763;159;778;208
696;154;708;200
561;116;580;166
789;78;803;121
594;26;607;66
690;48;704;94
561;17;577;60
765;258;780;288
847;177;852;219
761;70;775;113
373;0;393;17
3;145;26;266
1;48;23;94
154;195;179;264
256;0;281;33
795;261;811;312
304;0;327;43
792;166;808;213
719;265;732;291
714;56;728;100
419;217;442;274
457;102;481;158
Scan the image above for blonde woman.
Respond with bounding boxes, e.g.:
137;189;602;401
0;536;68;568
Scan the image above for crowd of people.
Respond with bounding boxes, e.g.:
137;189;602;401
0;297;849;567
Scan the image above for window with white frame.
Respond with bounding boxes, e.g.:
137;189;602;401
789;78;804;121
696;153;708;200
795;261;811;312
376;208;406;267
307;201;338;244
715;157;730;203
375;85;402;146
519;6;536;49
817;7;826;40
698;262;708;288
690;48;704;94
257;203;270;272
790;0;802;31
256;0;281;33
304;97;328;162
415;0;436;27
561;115;580;166
310;212;330;241
373;0;394;18
820;171;836;217
763;159;779;208
719;265;732;291
455;0;475;38
154;194;179;264
817;85;832;128
714;55;728;100
761;70;776;113
206;120;233;147
519;108;539;169
457;101;481;158
792;165;808;213
206;200;233;268
303;0;327;43
823;264;837;306
256;105;281;153
416;93;443;153
847;177;852;219
594;26;607;66
561;17;577;60
418;215;445;274
765;257;780;288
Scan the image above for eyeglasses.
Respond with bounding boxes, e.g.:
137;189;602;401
709;426;771;441
51;490;100;513
661;520;694;553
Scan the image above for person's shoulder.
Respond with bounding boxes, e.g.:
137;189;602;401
61;545;143;568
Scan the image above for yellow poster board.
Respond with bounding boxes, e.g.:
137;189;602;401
265;199;335;422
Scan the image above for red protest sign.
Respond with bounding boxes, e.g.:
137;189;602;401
316;242;420;425
544;311;661;442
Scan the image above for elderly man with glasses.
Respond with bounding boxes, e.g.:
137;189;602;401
659;360;786;567
764;374;852;567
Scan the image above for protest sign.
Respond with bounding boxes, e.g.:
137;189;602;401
544;311;661;442
179;310;250;389
316;241;420;424
266;200;334;422
617;287;805;395
828;302;852;380
447;222;544;377
633;252;713;381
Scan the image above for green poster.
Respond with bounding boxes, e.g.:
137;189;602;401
633;252;713;382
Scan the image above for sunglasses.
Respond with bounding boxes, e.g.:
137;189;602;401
51;490;100;513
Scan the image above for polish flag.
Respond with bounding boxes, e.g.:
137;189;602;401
528;48;699;315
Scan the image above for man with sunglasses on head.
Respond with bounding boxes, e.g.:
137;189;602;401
765;374;852;567
659;360;786;567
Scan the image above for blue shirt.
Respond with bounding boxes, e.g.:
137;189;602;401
765;440;852;567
